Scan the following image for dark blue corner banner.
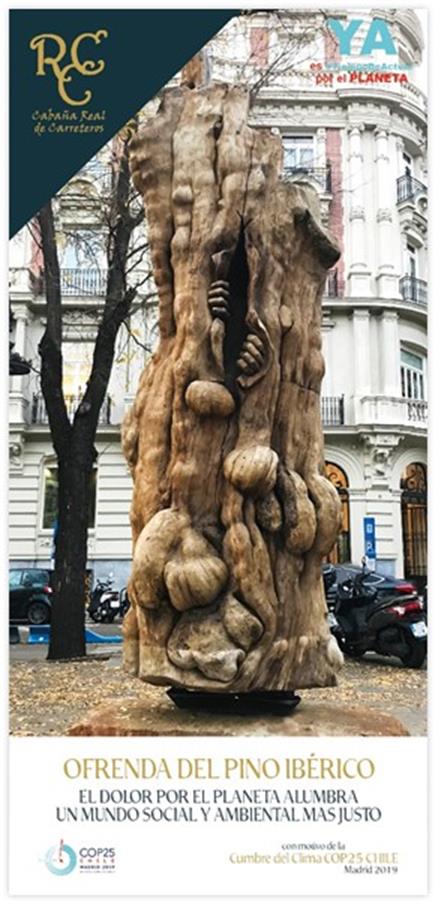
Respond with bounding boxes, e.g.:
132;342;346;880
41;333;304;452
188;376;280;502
10;9;236;237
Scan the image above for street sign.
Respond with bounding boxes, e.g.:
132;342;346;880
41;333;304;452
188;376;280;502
363;516;376;560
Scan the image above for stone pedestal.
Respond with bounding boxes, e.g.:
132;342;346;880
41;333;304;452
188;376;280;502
67;694;409;737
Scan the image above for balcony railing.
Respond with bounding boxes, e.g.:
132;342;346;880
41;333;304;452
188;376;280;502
31;393;112;426
321;395;344;426
407;399;428;423
282;164;332;193
396;174;427;204
399;276;427;306
60;268;107;297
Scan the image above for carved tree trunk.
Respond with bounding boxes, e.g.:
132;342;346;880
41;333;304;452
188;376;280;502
122;84;343;692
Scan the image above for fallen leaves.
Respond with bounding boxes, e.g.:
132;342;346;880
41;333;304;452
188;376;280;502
9;653;427;736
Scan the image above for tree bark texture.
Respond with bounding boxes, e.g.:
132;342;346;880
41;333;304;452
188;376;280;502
38;144;138;660
122;85;343;692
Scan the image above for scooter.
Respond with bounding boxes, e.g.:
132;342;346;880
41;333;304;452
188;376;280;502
329;570;427;668
88;576;120;623
119;587;130;618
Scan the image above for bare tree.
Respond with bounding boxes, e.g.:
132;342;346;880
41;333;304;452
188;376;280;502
207;9;331;100
36;134;149;660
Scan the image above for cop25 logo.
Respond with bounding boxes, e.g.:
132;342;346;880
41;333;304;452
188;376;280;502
327;18;397;55
29;30;108;106
44;841;77;876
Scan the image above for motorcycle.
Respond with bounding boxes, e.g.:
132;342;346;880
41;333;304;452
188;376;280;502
119;586;130;619
328;569;427;668
88;576;121;623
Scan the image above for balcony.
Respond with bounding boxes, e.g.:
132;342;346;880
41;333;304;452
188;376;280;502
359;395;427;429
321;396;344;426
282;165;332;193
396;174;427;204
31;393;112;426
407;399;428;423
60;268;107;297
399;276;427;307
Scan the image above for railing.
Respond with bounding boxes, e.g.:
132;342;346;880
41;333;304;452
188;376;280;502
282;164;332;193
396;174;427;204
407;399;428;423
31;393;112;426
321;396;344;426
60;268;107;297
399;276;427;306
326;269;338;297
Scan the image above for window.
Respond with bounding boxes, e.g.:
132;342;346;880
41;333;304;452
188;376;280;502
400;349;426;401
61;230;105;270
407;243;417;278
59;229;107;297
283;136;315;171
324;462;351;564
403;152;412;179
62;341;95;399
250;27;269;67
401;463;427;581
9;571;22;588
42;465;97;530
42;467;58;530
22;570;49;587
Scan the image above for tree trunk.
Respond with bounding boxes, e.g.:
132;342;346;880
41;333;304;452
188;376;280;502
38;145;138;661
122;84;343;692
47;450;93;659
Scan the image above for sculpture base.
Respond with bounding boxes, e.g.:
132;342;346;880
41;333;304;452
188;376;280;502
167;687;301;716
67;693;409;736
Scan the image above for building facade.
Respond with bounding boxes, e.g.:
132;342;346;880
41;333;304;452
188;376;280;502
9;9;427;588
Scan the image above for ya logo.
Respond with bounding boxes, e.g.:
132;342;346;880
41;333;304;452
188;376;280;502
327;18;397;56
29;30;108;106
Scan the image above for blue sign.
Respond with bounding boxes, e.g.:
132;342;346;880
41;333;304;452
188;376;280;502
363;517;376;559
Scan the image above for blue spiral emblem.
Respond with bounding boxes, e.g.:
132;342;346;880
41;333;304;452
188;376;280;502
45;843;77;876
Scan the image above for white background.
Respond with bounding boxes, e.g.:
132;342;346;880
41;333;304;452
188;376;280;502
9;736;428;896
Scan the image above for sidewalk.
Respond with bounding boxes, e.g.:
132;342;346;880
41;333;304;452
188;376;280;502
9;651;427;736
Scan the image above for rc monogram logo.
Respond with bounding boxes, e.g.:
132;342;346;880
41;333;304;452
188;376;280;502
29;30;108;106
44;839;77;876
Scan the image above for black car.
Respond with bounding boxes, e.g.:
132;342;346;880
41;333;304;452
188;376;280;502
323;563;418;608
9;569;53;624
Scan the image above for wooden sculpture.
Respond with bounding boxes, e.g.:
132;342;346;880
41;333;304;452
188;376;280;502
122;84;343;696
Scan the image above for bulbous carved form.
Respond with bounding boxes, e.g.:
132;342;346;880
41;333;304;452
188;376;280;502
122;84;343;692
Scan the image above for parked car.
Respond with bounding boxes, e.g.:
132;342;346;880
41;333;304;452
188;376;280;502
9;568;53;624
323;563;418;608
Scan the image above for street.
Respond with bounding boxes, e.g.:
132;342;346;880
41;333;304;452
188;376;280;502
9;626;426;736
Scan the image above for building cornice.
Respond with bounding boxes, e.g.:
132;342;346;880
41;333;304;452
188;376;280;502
323;296;427;325
251;87;427;139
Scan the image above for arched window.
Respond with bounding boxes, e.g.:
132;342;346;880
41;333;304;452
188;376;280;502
401;462;427;583
325;462;351;564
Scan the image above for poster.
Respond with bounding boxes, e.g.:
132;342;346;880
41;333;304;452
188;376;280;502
8;4;430;900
